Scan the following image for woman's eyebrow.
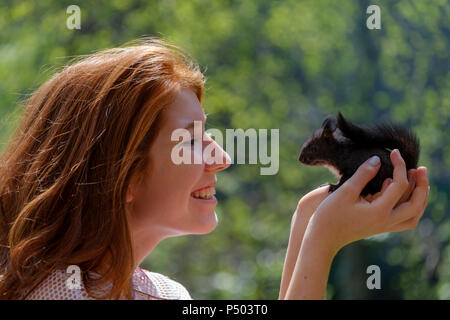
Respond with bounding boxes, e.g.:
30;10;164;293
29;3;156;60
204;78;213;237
182;114;207;129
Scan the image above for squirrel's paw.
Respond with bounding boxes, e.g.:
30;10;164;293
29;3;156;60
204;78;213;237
328;183;339;193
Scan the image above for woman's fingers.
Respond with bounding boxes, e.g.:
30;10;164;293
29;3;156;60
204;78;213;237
388;193;428;232
395;169;417;206
409;167;429;207
380;177;393;193
363;177;393;203
359;169;415;204
363;178;390;203
388;215;420;232
386;167;429;226
340;155;381;200
372;149;409;210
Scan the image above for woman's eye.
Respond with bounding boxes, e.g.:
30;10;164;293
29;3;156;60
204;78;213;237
186;131;209;146
183;138;196;146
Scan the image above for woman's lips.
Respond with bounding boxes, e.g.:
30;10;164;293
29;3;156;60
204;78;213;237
191;186;216;199
191;184;215;193
190;194;217;204
191;182;217;206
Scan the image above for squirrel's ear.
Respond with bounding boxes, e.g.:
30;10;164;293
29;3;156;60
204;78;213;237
321;116;336;138
337;112;347;128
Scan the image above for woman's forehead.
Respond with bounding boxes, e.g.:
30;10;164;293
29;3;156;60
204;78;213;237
163;89;206;130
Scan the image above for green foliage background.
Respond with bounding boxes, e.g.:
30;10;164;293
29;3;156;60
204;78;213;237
0;0;449;299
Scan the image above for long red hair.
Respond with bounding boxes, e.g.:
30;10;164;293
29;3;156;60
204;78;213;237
0;37;205;299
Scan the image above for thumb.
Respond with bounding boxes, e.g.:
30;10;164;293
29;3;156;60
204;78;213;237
340;156;381;199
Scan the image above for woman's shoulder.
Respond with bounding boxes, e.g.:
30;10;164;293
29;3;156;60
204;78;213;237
24;267;192;300
24;268;91;300
135;267;192;300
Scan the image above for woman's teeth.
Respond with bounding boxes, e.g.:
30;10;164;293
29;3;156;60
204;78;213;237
192;187;216;200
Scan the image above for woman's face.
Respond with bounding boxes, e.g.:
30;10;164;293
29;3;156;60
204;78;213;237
127;89;230;242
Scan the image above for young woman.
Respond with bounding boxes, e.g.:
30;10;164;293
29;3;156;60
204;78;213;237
0;38;429;300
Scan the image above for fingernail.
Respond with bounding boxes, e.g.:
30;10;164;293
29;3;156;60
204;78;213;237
368;155;380;166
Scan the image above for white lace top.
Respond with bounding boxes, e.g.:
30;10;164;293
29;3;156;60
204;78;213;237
24;267;192;300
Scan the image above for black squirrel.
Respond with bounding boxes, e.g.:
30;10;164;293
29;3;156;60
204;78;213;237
298;112;420;196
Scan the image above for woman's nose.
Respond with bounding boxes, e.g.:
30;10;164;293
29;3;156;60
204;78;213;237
204;139;231;172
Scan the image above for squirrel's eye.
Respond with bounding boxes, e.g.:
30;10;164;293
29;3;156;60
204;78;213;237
311;146;317;152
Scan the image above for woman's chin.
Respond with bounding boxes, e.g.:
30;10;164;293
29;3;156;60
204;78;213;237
190;210;218;234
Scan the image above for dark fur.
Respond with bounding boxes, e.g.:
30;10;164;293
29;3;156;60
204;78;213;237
298;112;420;196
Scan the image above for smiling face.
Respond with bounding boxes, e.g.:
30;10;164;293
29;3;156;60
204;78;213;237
126;89;230;248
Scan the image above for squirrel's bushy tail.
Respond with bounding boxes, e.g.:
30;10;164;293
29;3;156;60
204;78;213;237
336;112;420;169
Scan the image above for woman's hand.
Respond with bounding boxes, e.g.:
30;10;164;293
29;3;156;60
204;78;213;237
279;154;418;299
309;149;429;256
364;168;417;206
283;149;429;299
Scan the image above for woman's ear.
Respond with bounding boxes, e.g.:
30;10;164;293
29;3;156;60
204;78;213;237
126;187;134;203
126;171;140;203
